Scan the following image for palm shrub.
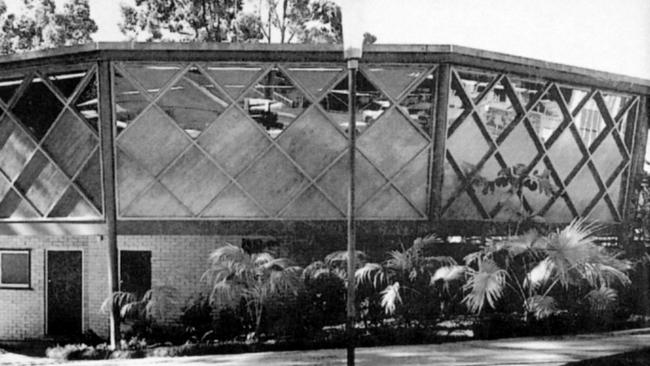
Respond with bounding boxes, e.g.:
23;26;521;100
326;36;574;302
356;236;463;327
459;219;632;324
201;243;302;341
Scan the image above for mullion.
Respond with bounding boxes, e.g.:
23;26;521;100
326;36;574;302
442;151;490;219
353;143;431;218
446;70;474;137
67;67;101;138
391;64;438;141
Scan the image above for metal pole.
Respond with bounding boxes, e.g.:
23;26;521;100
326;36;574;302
346;58;358;366
98;60;120;349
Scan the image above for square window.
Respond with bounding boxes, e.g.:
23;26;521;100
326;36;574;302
0;250;30;288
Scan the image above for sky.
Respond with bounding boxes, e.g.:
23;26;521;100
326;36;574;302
4;0;650;79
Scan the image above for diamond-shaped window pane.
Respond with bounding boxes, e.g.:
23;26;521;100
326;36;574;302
399;71;435;136
443;191;483;220
113;70;150;136
588;199;615;223
205;65;263;99
286;66;343;99
498;122;538;167
601;92;634;122
0;76;22;106
591;132;624;183
546;127;583;182
73;72;98;132
48;186;98;218
15;151;68;215
47;70;86;100
320;71;389;135
157;67;231;139
277;107;348;178
447;114;490;168
240;68;310;139
74;150;102;213
365;65;429;100
11;75;64;141
544;196;574;223
559;86;589;113
117;107;191;176
616;99;636;138
456;68;498;104
42;109;97;177
529;90;565;144
0;189;38;218
574;97;606;147
122;64;181;96
159;146;231;215
0;117;36;181
508;76;545;111
565;166;600;215
476;79;519;140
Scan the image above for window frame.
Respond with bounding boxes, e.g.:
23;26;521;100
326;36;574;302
0;249;31;289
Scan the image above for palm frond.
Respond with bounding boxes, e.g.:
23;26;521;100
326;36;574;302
355;262;384;287
526;295;558;320
586;286;618;312
324;250;366;268
380;282;402;315
431;265;465;284
100;291;137;316
525;258;555;291
462;258;507;313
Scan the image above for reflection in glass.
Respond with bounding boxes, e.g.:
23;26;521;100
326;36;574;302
320;71;389;134
157;67;230;139
11;75;64;141
0;77;22;105
399;72;435;136
206;65;263;99
73;73;99;131
240;68;310;139
47;71;86;99
286;66;343;98
528;90;564;143
113;70;150;135
573;98;604;147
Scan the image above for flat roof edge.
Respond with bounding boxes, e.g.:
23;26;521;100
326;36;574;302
0;42;648;89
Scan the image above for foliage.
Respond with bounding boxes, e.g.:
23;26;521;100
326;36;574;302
46;343;111;361
469;162;556;224
201;243;302;341
119;0;377;44
459;219;632;321
356;235;463;326
0;0;97;55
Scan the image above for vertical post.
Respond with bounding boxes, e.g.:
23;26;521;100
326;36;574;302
346;59;358;366
98;60;120;348
431;64;451;221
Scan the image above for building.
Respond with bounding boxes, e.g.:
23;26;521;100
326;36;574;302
0;43;647;340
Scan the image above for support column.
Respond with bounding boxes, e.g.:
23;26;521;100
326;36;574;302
98;60;120;348
431;64;451;222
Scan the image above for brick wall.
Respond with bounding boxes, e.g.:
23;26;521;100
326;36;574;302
0;235;236;341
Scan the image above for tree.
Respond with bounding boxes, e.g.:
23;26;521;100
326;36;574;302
0;0;97;55
120;0;378;44
202;244;302;341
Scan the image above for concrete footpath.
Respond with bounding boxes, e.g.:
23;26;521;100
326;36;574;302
3;328;650;366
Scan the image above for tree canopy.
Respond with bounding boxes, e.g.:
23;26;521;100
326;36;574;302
119;0;377;44
0;0;98;55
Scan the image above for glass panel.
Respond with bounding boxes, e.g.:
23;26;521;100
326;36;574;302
74;150;102;213
528;90;564;143
1;252;29;285
591;132;624;183
573;97;605;147
0;76;22;105
0;117;36;181
47;70;86;100
123;64;181;95
0;189;39;219
522;160;556;216
113;70;150;135
11;75;64;141
320;71;389;135
399;71;435;136
565;166;600;215
601;92;634;121
447;114;490;169
498;122;538;167
447;75;468;126
559;86;589;113
508;76;545;111
122;181;191;217
544;196;574;223
358;185;420;218
365;65;430;100
589;199;615;223
73;73;98;132
443;191;483;220
546;128;583;182
286;66;343;98
240;68;311;139
48;186;98;218
15;151;69;215
456;68;498;104
205;65;263;99
392;147;429;214
157;67;231;139
41;110;97;177
201;184;266;217
616;99;636;138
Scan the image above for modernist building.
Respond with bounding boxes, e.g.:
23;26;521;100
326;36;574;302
0;43;647;340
